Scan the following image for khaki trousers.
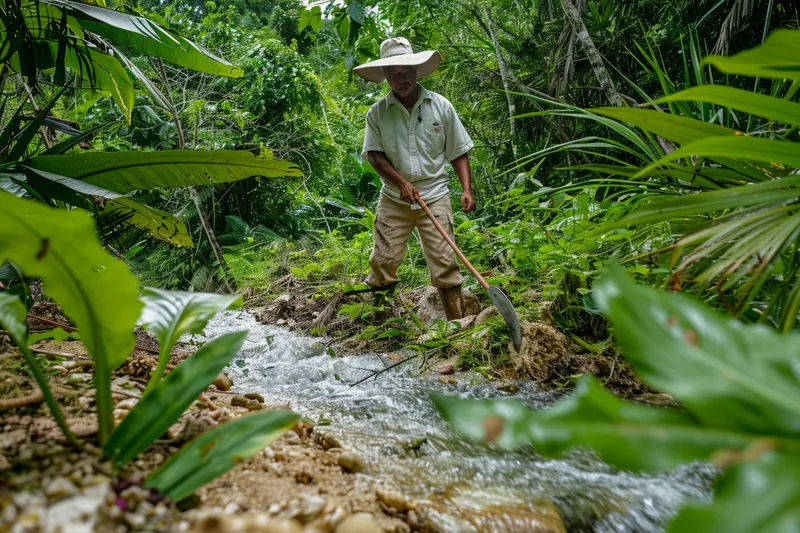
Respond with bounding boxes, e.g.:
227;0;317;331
367;194;464;289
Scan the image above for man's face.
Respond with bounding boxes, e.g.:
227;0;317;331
384;66;417;98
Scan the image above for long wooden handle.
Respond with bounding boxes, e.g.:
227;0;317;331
415;196;489;290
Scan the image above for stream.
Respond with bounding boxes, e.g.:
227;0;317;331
197;310;716;532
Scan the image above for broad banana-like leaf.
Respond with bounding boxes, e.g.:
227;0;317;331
145;409;298;501
9;38;134;123
590;107;740;145
27;150;303;194
593;265;800;436
138;288;242;391
669;452;800;533
0;292;28;342
703;29;800;80
654;86;800;129
632;136;800;180
433;376;798;472
39;0;244;78
103;198;192;247
0;192;141;444
105;331;247;465
596;175;800;231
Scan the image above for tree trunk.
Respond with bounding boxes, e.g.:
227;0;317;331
151;57;233;292
483;7;517;158
561;0;623;107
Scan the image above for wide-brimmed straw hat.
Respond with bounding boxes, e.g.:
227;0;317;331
353;37;441;83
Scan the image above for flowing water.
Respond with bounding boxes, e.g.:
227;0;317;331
197;310;716;532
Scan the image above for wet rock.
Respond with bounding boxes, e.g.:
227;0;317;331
213;373;233;391
315;432;342;451
438;364;455;375
438;376;457;385
376;489;412;512
337;451;365;473
244;392;265;403
231;395;263;411
45;476;79;500
498;383;520;394
334;512;381;533
67;373;93;386
283;431;301;445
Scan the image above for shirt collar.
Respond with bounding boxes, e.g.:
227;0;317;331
384;84;432;111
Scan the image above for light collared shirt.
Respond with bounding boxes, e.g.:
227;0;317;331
361;85;474;204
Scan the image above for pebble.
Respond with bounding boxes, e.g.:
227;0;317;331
298;496;326;523
438;364;455;375
376;489;412;512
213;373;233;391
62;361;78;370
68;373;93;385
231;395;263;411
17;447;34;462
498;383;520;394
295;470;313;484
438;376;457;385
283;431;301;445
115;398;138;410
244;392;265;403
50;365;69;375
224;502;241;514
124;511;147;528
337;451;364;473
316;433;341;451
333;512;381;533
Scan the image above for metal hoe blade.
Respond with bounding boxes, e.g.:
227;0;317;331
487;286;522;351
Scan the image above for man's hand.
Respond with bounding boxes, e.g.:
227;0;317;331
399;180;420;204
461;191;475;213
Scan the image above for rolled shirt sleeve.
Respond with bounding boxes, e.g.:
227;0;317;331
361;108;384;160
443;102;474;162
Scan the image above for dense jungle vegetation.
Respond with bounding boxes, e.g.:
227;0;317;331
2;0;800;531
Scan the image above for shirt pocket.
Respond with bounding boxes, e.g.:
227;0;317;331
420;120;445;154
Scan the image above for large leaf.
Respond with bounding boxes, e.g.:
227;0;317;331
668;452;800;532
39;0;243;78
103;198;192;247
590;107;740;145
26;150;303;194
10;38;134;123
654;86;800;129
703;29;800;80
105;330;247;465
144;409;298;501
632;136;800;180
138;288;241;391
0;192;141;444
597;175;800;230
433;377;798;472
592;266;800;437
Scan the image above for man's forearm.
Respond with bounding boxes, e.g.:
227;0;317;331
368;151;408;189
451;153;472;193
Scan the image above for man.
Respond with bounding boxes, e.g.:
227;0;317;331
353;37;475;321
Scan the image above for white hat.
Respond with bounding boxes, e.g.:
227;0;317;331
353;37;441;83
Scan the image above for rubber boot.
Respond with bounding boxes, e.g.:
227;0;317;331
438;285;465;321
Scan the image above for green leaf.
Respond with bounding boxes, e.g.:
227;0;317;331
433;377;794;472
105;330;247;465
0;192;141;445
632;136;800;180
669;452;800;533
26;150;303;194
39;0;244;78
12;38;135;123
145;409;298;501
592;265;800;437
27;327;79;345
103;198;192;247
654;86;800;129
702;29;800;80
590;107;740;145
138;288;241;392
